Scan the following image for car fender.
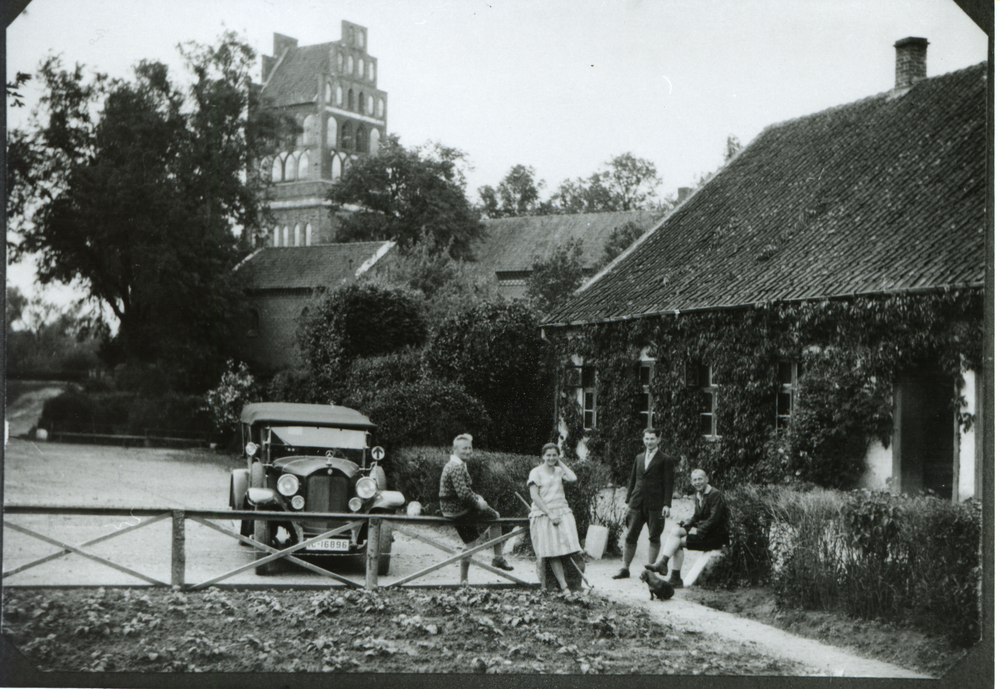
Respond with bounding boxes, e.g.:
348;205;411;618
248;487;280;506
372;490;405;511
231;469;250;509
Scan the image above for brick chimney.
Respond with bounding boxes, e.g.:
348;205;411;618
894;37;929;90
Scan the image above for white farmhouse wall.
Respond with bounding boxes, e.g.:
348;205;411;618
957;369;977;501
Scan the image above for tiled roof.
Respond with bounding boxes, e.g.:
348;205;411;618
544;63;987;326
237;242;393;290
263;42;335;106
475;210;663;275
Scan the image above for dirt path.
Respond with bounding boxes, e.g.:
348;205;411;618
4;382;67;438
583;558;930;678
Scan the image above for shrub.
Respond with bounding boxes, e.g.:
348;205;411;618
204;361;261;438
344;349;424;400
266;368;323;404
351;379;490;453
38;390;210;438
714;486;983;647
387;446;596;548
297;283;427;396
423;300;554;454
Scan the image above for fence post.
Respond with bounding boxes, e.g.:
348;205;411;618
171;510;185;587
365;517;381;590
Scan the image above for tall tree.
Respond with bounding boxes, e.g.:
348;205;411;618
548;153;662;213
329;135;484;259
524;238;586;313
477;164;547;217
7;33;294;392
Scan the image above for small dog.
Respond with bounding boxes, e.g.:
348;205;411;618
639;568;675;600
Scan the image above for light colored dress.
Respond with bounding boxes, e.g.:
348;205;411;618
527;465;581;558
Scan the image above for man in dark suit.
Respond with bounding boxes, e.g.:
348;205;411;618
612;428;674;579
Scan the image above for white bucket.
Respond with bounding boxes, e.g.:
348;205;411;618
584;524;609;559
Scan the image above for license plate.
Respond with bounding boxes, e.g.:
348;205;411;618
306;538;349;552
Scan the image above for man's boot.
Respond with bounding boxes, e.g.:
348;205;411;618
612;543;636;579
667;569;684;589
644;555;671;577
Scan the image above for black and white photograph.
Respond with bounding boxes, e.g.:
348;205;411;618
3;0;991;685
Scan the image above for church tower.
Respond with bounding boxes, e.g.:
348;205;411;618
255;21;387;247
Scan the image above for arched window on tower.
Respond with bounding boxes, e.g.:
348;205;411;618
367;95;374;116
370;128;381;153
298;151;310;179
358;59;364;79
377;98;384;118
337;52;343;72
358;91;365;114
302;114;316;145
273;226;280;247
284;153;297;182
327;117;337;148
294;224;302;246
355;126;366;153
341;122;353;150
325;81;333;104
368;62;375;81
283;226;290;246
271;157;283;182
305;223;312;246
332;153;342;180
348;89;355;112
347;55;354;76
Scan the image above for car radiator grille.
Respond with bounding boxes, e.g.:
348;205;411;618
303;475;350;534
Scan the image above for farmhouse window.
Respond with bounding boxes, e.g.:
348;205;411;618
776;361;798;428
582;365;597;430
639;362;654;429
698;363;719;439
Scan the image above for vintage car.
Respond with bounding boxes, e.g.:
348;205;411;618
228;402;404;575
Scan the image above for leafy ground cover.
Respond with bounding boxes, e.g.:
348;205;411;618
2;586;805;675
685;585;970;678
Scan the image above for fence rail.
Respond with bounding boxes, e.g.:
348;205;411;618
44;424;212;448
3;505;530;591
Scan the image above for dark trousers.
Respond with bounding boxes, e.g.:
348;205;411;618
623;506;665;546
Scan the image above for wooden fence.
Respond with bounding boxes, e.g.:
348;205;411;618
2;505;530;591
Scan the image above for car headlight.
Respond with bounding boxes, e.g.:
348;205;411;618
348;497;363;512
277;474;300;496
290;495;305;510
355;477;377;500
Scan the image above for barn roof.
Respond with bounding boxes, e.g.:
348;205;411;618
476;210;663;275
236;242;395;290
544;62;988;327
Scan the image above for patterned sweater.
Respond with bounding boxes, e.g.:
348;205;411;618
439;456;481;517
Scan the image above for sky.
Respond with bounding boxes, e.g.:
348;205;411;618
5;0;990;310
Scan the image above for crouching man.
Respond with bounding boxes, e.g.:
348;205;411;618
439;433;514;583
645;469;728;588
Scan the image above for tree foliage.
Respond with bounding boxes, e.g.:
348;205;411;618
524;238;586;313
297;283;427;396
549;153;662;213
423;301;554;454
477;164;547;218
329;135;484;259
7;33;293;392
598;219;649;269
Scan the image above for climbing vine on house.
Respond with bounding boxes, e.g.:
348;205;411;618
552;290;983;489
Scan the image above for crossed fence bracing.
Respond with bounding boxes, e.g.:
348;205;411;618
2;506;531;590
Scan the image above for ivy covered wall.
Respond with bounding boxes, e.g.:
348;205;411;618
551;290;983;492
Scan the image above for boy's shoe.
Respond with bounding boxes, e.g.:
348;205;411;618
491;557;514;571
611;568;630;579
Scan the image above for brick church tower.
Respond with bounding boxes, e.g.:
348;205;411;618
254;21;387;248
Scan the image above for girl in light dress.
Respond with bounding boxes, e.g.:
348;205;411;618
527;443;581;596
